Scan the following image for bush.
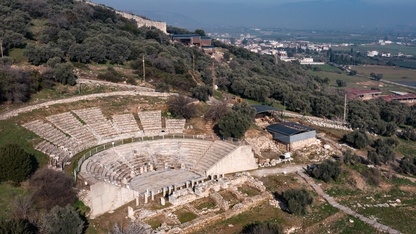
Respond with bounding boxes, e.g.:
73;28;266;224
342;130;371;149
191;86;212;102
311;159;341;182
29;169;77;210
282;188;313;215
97;67;123;83
166;95;199;119
0;219;35;234
362;168;382;186
342;150;360;165
0;144;36;184
242;221;284;234
41;205;84;234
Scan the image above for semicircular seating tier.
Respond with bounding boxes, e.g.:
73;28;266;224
79;138;258;191
22;107;189;169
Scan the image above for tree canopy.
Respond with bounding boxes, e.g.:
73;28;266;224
0;144;36;184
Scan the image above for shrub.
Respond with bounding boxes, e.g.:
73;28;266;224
282;188;313;215
242;221;284;234
29;169;77;210
41;205;84;234
167;95;199;119
342;130;371;149
311;159;341;182
0;144;36;184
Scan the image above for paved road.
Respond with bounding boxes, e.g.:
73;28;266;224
298;171;402;234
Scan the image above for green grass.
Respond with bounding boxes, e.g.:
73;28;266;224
327;186;363;197
302;202;339;227
395;138;416;157
332;216;381;234
311;64;342;72
353;65;416;83
194;198;217;210
0;120;48;167
238;185;260;197
307;68;415;93
0;183;29;219
176;209;198;223
334;44;416;57
8;48;27;63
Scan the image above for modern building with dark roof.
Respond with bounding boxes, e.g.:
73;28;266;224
266;122;316;151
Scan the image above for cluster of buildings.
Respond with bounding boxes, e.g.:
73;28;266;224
345;89;416;104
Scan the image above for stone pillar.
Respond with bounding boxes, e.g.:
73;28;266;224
168;186;172;194
160;197;166;206
191;180;195;187
151;191;155;201
186;181;189;188
174;185;177;191
144;166;148;173
144;190;149;204
136;196;139;206
163;187;166;197
128;206;135;221
140;167;144;174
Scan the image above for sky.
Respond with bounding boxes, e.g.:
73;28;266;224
93;0;416;30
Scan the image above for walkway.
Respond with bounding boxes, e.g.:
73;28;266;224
0;91;175;120
298;171;402;234
250;164;306;177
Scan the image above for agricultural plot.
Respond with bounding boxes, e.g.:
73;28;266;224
353;65;416;86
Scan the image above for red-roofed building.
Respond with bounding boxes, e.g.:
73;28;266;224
380;94;416;105
345;89;382;100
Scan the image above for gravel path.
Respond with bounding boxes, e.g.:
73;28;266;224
298;171;402;234
0;91;174;120
250;164;306;177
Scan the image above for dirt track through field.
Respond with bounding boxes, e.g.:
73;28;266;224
298;171;402;234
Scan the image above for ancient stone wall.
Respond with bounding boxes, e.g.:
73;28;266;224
206;145;258;176
116;11;167;34
87;182;139;217
289;137;318;151
83;1;166;33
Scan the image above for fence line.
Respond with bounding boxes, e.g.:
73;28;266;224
73;134;242;181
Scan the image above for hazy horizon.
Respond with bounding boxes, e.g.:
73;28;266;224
93;0;416;31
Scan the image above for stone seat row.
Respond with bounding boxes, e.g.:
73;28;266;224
81;139;238;184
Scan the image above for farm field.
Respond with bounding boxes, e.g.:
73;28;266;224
353;65;416;86
333;44;416;57
306;68;415;94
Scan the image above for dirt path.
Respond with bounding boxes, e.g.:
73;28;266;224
250;164;306;177
0;91;174;120
298;171;402;234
